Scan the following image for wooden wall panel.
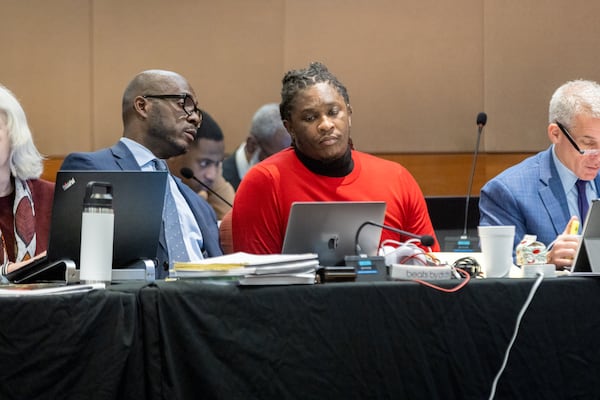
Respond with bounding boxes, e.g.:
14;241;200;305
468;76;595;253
0;0;92;154
376;152;533;196
91;0;285;151
283;0;484;153
42;152;535;196
2;0;600;159
484;1;600;152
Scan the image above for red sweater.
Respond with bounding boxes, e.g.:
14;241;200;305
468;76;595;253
232;148;439;254
0;179;55;261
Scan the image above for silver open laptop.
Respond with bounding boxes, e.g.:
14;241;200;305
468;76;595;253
281;201;386;266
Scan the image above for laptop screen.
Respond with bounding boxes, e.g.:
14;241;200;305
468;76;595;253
281;201;386;266
48;170;168;268
572;198;600;273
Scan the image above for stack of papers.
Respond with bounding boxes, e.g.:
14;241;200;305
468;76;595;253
173;252;318;285
0;283;105;296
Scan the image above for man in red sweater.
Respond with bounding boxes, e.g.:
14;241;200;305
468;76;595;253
232;62;439;254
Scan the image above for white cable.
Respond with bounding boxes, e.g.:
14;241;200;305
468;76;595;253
488;272;545;400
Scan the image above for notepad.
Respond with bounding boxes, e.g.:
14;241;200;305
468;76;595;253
173;252;319;282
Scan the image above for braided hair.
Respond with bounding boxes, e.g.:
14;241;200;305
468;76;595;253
279;62;350;121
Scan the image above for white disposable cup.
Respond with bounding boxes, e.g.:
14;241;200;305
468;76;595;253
477;225;515;278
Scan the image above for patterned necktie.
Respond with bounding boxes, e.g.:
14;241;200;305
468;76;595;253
154;159;189;265
576;179;590;220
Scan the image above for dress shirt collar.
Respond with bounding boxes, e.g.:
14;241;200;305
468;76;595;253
234;142;253;179
120;137;158;171
551;144;597;195
552;144;579;195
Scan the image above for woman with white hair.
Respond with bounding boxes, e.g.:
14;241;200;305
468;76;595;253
0;85;54;278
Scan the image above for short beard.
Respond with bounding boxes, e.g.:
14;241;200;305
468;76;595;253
146;115;187;159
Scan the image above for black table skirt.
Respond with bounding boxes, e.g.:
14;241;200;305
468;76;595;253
2;277;600;399
138;277;600;400
0;288;144;400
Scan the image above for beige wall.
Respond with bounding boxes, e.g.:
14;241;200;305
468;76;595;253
2;0;600;157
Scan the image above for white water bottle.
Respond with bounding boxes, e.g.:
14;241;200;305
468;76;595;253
79;181;114;285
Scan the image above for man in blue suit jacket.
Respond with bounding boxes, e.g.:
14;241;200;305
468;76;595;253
480;79;600;269
61;69;222;278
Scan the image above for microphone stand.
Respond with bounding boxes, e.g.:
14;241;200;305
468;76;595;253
354;220;435;255
194;178;234;208
180;168;233;208
344;220;435;281
458;123;484;248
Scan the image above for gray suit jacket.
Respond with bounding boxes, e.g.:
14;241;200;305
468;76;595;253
61;141;223;278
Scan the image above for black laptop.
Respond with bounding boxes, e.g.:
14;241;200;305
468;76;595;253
571;198;600;275
6;171;167;283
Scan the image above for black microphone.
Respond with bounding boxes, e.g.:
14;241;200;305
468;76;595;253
180;167;233;208
477;112;487;127
354;220;435;255
458;112;487;248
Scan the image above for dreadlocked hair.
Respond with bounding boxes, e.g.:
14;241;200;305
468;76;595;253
279;62;350;121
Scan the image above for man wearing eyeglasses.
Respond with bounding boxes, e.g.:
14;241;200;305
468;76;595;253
60;69;223;278
168;110;234;220
480;79;600;270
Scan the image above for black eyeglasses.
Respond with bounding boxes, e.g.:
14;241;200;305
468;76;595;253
143;94;202;118
556;121;600;157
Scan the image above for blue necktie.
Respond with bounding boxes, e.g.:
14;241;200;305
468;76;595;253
154;159;189;265
576;179;590;220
